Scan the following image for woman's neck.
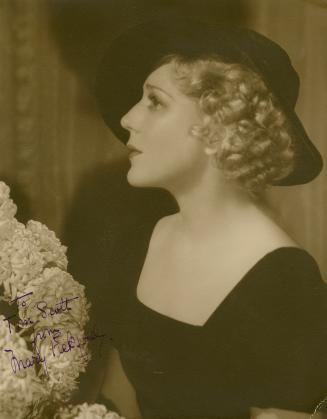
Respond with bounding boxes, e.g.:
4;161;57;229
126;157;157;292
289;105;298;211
166;170;268;240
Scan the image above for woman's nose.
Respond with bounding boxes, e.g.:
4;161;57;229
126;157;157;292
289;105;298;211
120;111;132;132
120;102;141;132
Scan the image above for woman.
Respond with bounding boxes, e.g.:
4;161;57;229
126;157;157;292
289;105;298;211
94;17;327;419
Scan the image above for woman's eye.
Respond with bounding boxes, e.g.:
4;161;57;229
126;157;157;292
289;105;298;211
147;93;163;110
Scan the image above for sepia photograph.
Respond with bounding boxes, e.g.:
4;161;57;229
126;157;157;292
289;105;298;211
0;1;327;418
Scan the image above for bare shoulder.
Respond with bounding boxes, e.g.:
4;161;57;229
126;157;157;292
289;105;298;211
236;214;301;267
148;209;300;265
254;213;300;249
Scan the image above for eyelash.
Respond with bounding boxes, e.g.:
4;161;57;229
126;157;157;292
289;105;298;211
146;93;163;110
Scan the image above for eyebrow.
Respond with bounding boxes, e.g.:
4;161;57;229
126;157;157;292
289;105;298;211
144;83;174;99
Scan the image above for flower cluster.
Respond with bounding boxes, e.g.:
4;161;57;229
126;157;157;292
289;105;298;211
55;403;124;419
0;314;46;418
0;186;68;301
0;181;123;418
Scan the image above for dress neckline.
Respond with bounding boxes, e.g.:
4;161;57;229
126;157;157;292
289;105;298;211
133;220;311;329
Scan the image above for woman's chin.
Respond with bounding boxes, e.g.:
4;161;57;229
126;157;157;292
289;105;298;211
126;170;155;188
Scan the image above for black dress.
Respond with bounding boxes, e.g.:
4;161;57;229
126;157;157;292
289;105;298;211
105;219;327;419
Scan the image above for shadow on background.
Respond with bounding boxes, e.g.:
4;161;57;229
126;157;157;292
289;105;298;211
62;160;177;406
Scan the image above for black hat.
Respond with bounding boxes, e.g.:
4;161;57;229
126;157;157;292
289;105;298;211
94;16;323;186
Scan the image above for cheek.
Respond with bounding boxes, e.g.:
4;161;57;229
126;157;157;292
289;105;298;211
128;107;206;186
149;111;199;151
148;114;204;167
152;132;206;181
127;138;206;189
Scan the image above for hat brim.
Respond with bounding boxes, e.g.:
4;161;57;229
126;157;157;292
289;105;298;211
94;17;323;186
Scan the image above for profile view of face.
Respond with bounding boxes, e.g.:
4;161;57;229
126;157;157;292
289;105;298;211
120;63;209;193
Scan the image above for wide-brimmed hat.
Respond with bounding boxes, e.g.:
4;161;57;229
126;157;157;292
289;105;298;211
94;16;323;186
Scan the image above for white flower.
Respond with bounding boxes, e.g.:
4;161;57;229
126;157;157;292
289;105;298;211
0;251;11;286
0;198;17;222
18;267;91;403
55;403;125;419
0;181;10;202
37;342;90;403
26;220;68;270
22;267;90;330
0;218;17;241
0;182;120;418
0;182;17;222
0;221;44;297
0;220;68;299
0;315;46;419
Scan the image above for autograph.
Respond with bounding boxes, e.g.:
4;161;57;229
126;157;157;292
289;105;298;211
4;345;48;375
3;291;106;376
4;327;105;376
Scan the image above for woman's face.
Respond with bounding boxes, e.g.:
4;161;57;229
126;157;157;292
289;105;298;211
120;62;209;192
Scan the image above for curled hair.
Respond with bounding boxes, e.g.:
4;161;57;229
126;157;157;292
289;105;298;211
155;54;296;195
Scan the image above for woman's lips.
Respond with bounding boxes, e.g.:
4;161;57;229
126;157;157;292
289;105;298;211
128;150;142;159
126;143;142;159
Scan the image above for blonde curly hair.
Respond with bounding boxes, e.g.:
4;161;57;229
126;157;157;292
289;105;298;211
155;54;296;195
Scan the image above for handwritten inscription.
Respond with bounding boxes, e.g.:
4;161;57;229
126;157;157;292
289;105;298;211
4;345;48;375
36;296;79;318
3;292;79;334
4;327;105;376
10;291;33;306
3;292;106;376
